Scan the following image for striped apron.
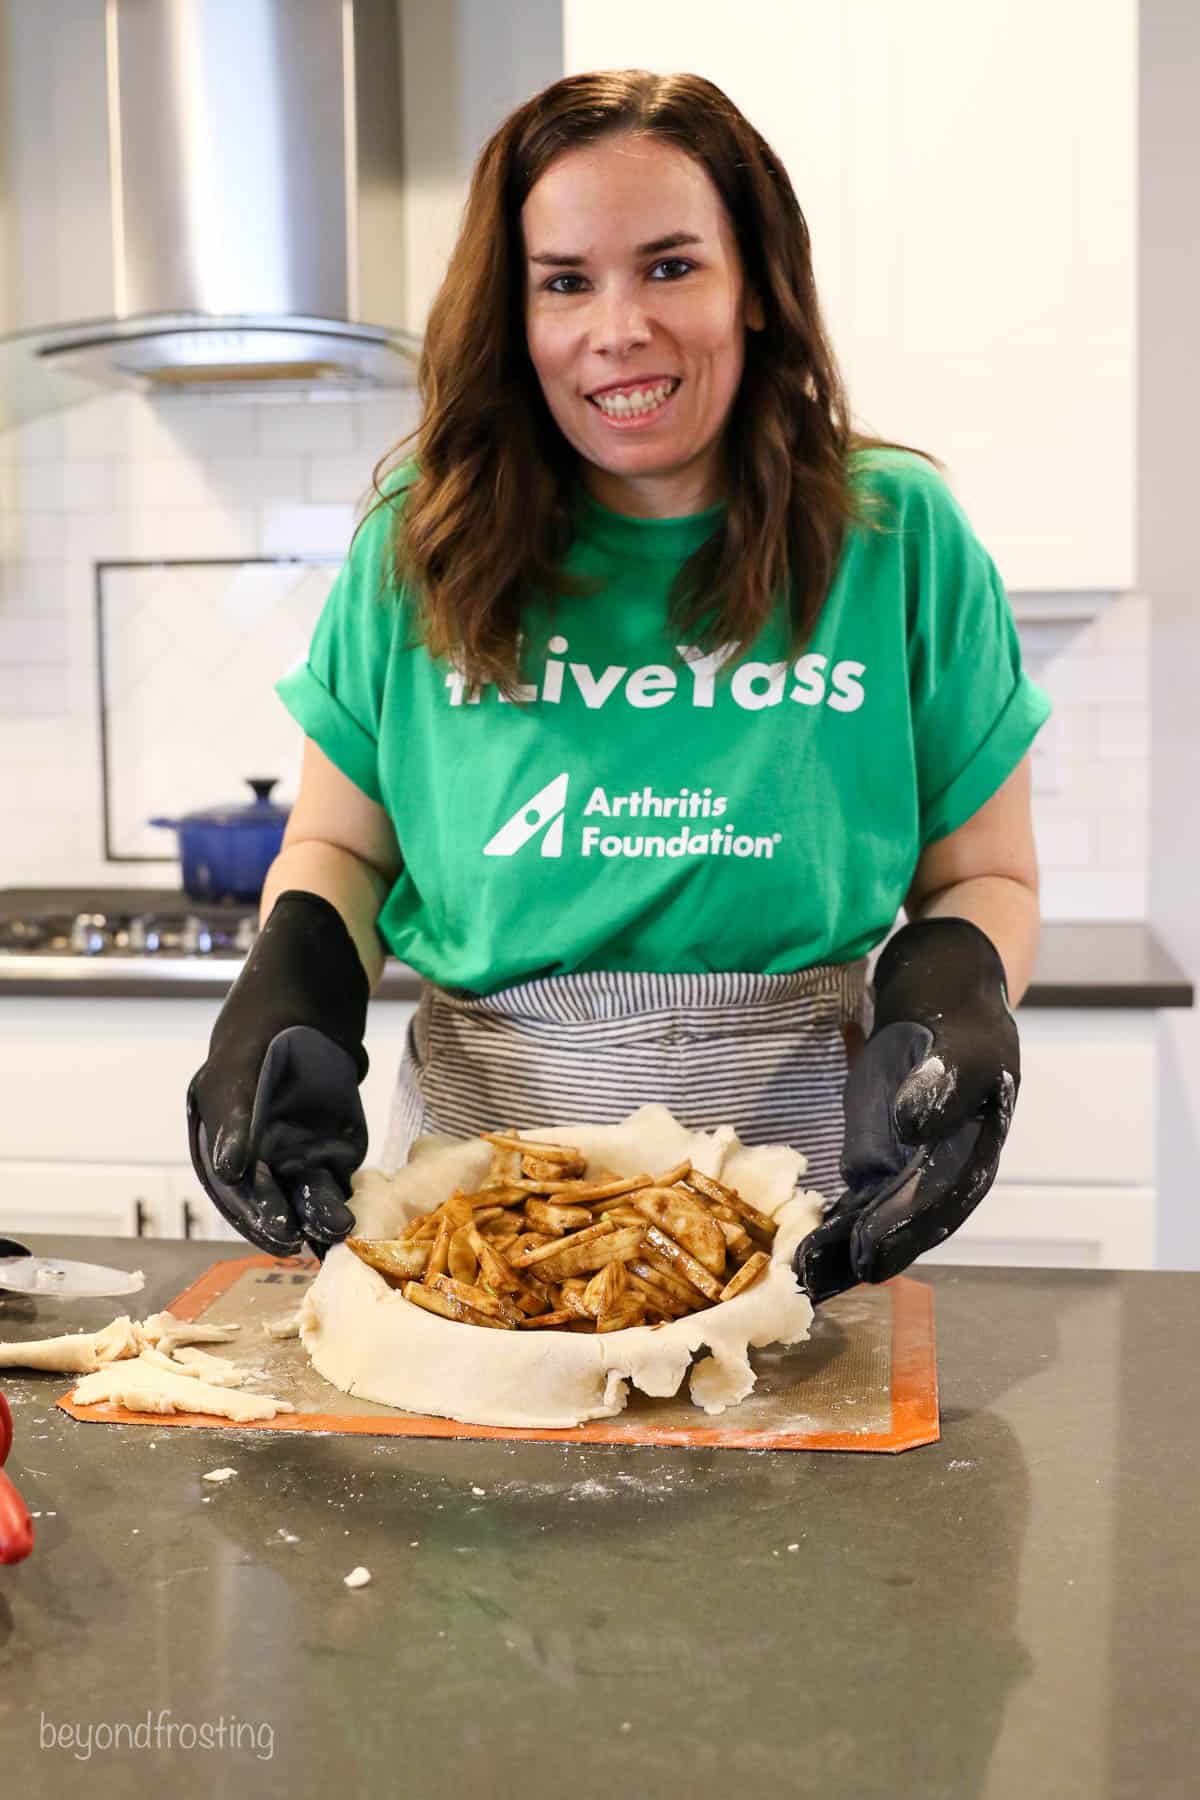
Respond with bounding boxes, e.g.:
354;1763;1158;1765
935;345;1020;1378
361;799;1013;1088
381;963;870;1200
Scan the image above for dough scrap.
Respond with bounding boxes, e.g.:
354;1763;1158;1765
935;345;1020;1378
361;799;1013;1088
2;1307;285;1425
0;1310;242;1376
70;1356;292;1423
262;1311;303;1340
302;1104;822;1429
139;1313;241;1351
169;1347;244;1386
137;1343;193;1376
0;1314;141;1374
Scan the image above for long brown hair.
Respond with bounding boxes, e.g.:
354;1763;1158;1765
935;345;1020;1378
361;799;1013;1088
370;69;941;697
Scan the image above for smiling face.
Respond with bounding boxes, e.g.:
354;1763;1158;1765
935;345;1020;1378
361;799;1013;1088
521;132;763;519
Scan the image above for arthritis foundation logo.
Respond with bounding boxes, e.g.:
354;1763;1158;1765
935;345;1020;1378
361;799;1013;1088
482;773;570;857
483;774;782;862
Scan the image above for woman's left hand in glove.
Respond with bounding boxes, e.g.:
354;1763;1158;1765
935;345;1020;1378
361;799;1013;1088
796;916;1020;1303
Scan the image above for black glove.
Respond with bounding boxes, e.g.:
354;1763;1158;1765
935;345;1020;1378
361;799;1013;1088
797;917;1020;1300
186;891;370;1257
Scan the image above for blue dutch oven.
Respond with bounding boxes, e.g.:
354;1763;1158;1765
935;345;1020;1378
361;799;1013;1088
150;778;291;904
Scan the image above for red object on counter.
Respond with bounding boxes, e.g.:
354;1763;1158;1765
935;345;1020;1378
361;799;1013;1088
0;1391;35;1565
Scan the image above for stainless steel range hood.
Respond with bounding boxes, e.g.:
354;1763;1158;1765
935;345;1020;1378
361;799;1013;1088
0;0;420;425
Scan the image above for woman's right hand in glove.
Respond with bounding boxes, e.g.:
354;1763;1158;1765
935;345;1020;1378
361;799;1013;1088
187;890;371;1257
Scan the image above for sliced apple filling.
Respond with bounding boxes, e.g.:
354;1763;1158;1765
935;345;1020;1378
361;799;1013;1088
346;1127;779;1333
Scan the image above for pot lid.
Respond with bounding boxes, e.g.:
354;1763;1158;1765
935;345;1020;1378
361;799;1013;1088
164;778;291;829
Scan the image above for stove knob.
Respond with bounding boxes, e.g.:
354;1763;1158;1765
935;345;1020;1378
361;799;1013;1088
70;913;110;956
181;916;213;955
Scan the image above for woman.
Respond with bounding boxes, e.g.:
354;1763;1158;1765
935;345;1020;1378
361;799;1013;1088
187;70;1049;1303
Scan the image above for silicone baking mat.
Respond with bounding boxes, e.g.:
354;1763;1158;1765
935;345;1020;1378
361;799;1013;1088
58;1256;939;1453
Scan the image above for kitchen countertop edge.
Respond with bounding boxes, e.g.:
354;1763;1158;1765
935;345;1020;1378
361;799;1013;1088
0;920;1192;1008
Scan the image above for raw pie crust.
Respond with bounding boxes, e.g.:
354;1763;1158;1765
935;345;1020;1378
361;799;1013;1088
300;1104;823;1429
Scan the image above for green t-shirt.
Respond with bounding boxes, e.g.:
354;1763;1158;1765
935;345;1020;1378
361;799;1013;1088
276;449;1050;994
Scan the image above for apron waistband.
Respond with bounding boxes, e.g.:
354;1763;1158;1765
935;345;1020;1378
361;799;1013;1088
433;960;870;1029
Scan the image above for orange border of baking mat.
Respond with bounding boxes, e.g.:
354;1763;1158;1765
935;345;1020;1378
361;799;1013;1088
57;1257;939;1453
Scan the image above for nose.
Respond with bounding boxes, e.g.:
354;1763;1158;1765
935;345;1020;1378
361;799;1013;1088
587;284;652;359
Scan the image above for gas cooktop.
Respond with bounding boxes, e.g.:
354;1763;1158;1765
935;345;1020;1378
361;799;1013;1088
0;886;422;1000
0;888;257;963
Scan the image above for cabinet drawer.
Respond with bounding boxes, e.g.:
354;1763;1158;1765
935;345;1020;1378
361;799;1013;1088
1002;1011;1155;1185
0;1162;168;1239
163;1166;248;1244
0;996;417;1166
917;1182;1155;1270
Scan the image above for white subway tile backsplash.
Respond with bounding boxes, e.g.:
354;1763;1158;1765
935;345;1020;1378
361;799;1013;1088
308;453;381;505
4;411;67;462
1096;810;1149;871
0;664;71;718
258;400;357;455
1039;869;1147;919
1056;755;1150;813
1049;704;1093;760
1020;619;1090;672
113;456;306;511
64;510;160;564
149;398;266;460
59;393;144;459
1087;589;1149;650
0;561;93;615
1092;706;1150;759
1038;649;1148;708
15;460;116;511
260;502;355;557
8;510;72;562
0;716;95;765
0;616;71;664
118;507;260;561
346;393;419;456
1032;808;1094;869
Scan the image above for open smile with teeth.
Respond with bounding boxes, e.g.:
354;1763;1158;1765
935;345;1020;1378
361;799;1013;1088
587;377;681;421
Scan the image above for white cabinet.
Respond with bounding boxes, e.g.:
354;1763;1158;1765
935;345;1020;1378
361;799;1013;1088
561;0;1136;590
0;1159;310;1245
918;1184;1155;1271
0;989;1160;1266
0;992;417;1241
996;1010;1155;1187
164;1165;247;1243
0;1162;166;1240
917;1009;1157;1270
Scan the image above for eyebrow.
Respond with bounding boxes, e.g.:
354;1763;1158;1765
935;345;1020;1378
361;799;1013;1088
527;231;704;268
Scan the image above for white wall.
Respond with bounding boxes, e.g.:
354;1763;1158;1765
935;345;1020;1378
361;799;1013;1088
1142;2;1200;1268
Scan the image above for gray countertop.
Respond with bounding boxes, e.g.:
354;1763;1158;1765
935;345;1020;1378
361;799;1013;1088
1;1235;1197;1798
0;892;1193;1007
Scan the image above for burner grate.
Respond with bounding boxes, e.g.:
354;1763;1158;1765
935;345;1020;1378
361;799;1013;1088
0;892;258;959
